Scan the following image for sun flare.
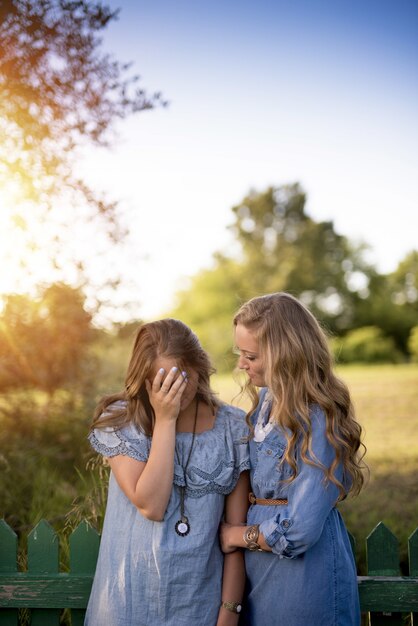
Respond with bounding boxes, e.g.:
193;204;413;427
0;187;58;297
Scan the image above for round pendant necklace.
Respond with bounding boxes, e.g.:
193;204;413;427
175;399;198;537
253;391;274;443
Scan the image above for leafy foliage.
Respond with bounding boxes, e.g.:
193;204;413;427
171;183;376;369
0;0;164;219
332;326;403;364
229;183;372;327
353;253;418;355
171;256;245;370
408;326;418;363
0;388;94;532
0;1;166;305
170;183;418;368
388;250;418;305
0;282;94;393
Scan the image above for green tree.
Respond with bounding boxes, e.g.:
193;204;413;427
0;282;94;394
171;256;245;370
171;184;374;370
230;183;372;330
0;1;165;301
388;251;418;310
0;0;164;217
353;251;418;354
408;326;418;362
332;326;402;364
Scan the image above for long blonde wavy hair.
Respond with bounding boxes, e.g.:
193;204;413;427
234;292;366;499
91;318;220;436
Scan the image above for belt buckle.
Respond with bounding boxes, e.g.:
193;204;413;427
248;492;257;505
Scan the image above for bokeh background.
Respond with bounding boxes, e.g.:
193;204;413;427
0;0;417;599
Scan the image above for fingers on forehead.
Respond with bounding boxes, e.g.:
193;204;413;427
159;366;182;384
151;367;166;387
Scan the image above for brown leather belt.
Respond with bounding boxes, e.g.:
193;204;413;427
249;492;288;506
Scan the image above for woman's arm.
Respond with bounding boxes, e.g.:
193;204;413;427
220;522;271;553
216;470;250;626
108;367;187;521
107;418;176;521
221;407;341;558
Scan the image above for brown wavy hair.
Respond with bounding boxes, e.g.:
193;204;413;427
91;318;220;436
233;292;367;499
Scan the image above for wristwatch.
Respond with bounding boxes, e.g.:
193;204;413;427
221;601;242;614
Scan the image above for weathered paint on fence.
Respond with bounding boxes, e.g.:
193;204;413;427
0;519;417;625
358;522;418;625
0;519;99;625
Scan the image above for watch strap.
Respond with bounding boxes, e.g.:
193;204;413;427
221;600;242;614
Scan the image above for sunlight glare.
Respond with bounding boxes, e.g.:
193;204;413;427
0;186;58;296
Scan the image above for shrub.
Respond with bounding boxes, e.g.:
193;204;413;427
408;326;418;362
332;326;402;364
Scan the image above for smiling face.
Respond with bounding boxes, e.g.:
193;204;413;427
234;323;266;387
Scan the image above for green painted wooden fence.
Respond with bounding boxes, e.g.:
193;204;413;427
0;519;417;625
0;519;99;626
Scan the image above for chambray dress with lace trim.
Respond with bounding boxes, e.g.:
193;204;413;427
84;402;249;626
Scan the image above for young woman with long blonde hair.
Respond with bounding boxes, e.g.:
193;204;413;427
220;293;366;626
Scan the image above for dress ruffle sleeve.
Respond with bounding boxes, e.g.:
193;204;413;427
88;401;150;463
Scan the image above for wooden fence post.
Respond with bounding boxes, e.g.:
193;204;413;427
69;521;100;626
367;522;403;626
27;520;60;626
0;520;18;626
409;528;418;625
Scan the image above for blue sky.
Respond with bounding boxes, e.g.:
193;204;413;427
78;0;418;320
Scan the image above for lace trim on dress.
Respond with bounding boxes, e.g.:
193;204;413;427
88;431;149;463
88;403;249;491
173;457;250;496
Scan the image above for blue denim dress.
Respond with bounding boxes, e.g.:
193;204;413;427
241;389;360;626
84;402;249;626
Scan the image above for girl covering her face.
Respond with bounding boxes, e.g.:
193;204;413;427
85;318;250;626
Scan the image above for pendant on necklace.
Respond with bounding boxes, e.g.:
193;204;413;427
175;516;190;536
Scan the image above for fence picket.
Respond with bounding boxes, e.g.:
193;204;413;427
0;520;18;626
27;520;60;626
367;523;403;626
409;528;418;625
69;522;100;626
367;522;400;576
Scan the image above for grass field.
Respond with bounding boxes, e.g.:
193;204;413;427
212;364;418;574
